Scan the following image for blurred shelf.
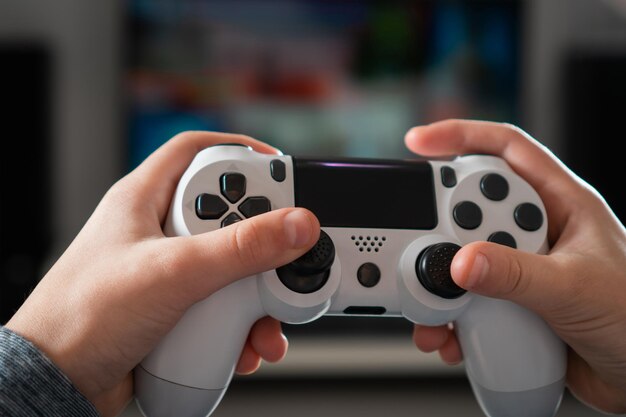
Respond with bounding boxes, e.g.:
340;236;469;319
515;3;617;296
242;334;462;379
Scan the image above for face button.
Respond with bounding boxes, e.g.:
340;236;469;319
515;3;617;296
220;172;246;203
238;197;271;218
195;194;228;220
441;166;457;188
357;263;381;288
453;201;483;230
487;231;517;248
270;159;286;182
276;230;335;294
480;173;509;201
514;203;544;231
221;212;242;227
416;242;466;299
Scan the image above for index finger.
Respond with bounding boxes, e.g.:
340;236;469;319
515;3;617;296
128;131;280;223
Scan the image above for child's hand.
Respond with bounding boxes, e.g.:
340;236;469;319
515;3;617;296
406;120;626;413
5;132;320;417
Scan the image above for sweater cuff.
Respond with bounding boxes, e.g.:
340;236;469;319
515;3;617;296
0;326;100;417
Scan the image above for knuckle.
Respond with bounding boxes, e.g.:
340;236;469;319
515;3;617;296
498;122;534;145
499;122;526;138
103;176;148;217
499;121;520;132
231;220;267;270
98;177;137;215
502;255;528;297
168;130;208;151
104;177;132;202
169;130;196;143
578;182;609;210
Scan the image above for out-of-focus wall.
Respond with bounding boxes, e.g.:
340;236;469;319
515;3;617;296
1;0;624;265
0;2;624;416
524;0;626;158
0;1;124;259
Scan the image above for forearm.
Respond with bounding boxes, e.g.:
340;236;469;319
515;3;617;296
0;326;99;417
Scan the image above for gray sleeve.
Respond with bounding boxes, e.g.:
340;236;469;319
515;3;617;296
0;326;100;417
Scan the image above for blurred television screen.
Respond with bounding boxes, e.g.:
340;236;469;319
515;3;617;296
126;0;522;169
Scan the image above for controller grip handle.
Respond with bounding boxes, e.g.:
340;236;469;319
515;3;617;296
455;296;567;417
135;366;226;417
135;278;265;417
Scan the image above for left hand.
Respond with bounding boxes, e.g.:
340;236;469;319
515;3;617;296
5;132;320;416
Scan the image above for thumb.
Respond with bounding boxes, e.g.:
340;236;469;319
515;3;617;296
156;208;320;303
451;241;564;312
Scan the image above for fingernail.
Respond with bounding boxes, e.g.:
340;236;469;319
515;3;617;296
464;253;489;289
284;209;313;248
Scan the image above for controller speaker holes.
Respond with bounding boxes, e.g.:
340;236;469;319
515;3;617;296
351;235;386;253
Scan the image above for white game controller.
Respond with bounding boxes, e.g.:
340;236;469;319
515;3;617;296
135;144;566;417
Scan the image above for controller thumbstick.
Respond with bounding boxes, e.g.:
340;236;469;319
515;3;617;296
416;242;466;299
276;230;335;294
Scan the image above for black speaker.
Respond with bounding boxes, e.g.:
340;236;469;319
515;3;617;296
562;52;626;225
0;43;52;323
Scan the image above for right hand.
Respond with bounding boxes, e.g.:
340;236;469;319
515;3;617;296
406;120;626;414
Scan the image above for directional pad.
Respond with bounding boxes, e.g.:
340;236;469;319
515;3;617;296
196;194;228;220
220;172;246;203
239;197;271;218
221;212;243;227
488;231;517;248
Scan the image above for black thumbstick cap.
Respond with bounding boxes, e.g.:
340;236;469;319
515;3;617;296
276;230;335;294
416;242;466;299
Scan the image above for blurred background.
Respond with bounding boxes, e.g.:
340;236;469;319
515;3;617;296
1;1;625;416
